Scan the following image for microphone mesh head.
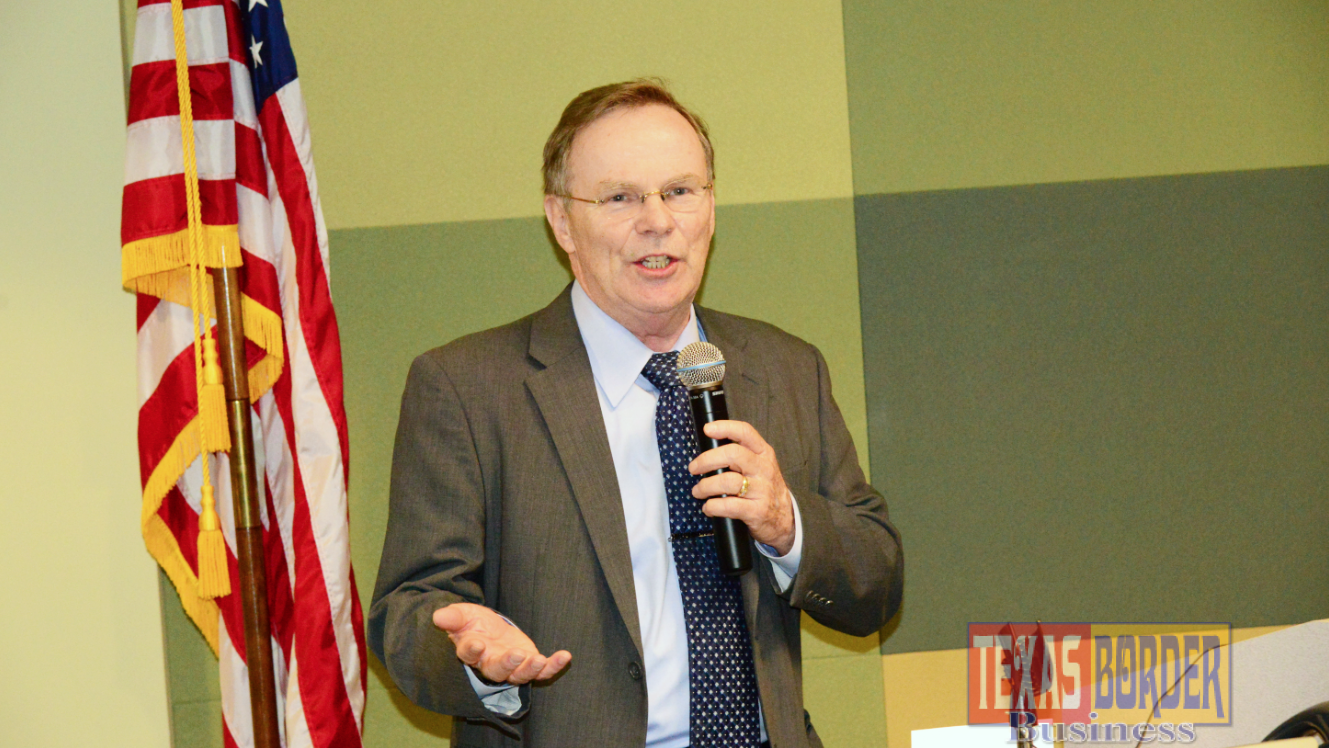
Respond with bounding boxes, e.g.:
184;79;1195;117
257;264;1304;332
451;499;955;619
677;341;725;389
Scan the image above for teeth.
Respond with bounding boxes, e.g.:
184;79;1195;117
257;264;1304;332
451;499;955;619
641;256;670;269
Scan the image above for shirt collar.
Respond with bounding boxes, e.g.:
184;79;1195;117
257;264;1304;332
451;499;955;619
570;280;702;409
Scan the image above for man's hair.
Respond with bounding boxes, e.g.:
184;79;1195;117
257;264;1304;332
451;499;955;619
542;78;715;197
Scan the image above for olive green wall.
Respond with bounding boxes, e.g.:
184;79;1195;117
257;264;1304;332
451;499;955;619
291;1;857;226
843;1;1329;195
3;2;172;746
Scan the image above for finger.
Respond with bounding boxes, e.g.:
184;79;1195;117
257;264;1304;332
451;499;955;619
535;650;573;680
506;652;548;685
700;496;758;523
452;634;487;666
701;419;769;452
688;442;756;476
691;472;754;500
432;604;473;633
480;647;530;683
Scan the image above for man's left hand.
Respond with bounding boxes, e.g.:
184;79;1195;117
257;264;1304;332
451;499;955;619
688;420;795;555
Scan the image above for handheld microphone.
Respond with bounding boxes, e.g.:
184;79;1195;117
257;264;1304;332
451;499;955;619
677;342;753;576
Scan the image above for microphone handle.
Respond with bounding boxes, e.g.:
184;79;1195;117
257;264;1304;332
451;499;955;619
688;384;753;576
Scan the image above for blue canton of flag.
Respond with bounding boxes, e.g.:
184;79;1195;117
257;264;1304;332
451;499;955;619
244;0;298;107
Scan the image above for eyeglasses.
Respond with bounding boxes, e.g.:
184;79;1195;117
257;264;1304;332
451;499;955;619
559;179;713;218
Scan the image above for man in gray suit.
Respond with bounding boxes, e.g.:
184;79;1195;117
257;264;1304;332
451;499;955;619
370;80;903;747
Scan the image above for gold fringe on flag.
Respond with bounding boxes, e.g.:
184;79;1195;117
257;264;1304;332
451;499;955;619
242;295;285;403
140;418;221;653
121;225;242;296
124;231;286;407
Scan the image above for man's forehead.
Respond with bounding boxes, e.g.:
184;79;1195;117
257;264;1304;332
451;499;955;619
566;104;708;185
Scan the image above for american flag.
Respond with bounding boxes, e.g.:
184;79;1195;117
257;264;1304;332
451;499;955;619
121;0;366;745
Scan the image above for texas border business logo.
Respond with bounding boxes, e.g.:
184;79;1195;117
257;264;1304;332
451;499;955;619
968;623;1232;744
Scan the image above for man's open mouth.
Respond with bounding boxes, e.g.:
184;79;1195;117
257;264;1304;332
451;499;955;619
639;255;672;269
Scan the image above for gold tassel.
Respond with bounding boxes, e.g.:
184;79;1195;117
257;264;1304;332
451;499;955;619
200;337;231;452
196;484;231;599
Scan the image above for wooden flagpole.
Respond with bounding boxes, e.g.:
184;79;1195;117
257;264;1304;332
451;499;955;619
212;268;282;748
158;0;282;740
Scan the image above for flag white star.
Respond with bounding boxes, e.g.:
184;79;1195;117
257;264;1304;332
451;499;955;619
250;36;264;66
249;0;268;9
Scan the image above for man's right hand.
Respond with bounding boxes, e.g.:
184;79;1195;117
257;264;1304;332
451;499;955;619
433;603;572;685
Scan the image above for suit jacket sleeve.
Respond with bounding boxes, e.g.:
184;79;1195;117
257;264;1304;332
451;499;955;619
367;351;525;731
783;344;904;637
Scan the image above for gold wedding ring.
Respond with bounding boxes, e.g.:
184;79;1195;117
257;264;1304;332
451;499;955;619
737;475;750;498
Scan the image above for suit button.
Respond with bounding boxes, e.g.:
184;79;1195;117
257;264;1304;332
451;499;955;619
628;662;643;680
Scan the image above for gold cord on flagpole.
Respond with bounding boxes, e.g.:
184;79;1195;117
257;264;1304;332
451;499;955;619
170;0;230;599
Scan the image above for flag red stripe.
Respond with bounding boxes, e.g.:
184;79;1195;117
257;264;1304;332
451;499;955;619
122;176;238;245
221;0;246;65
123;176;185;245
263;480;297;661
234;124;267;199
157;485;200;571
137;294;161;331
259;97;352;485
128;61;233;125
239;249;281;318
138;345;200;487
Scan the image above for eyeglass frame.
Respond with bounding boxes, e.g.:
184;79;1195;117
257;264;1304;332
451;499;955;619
555;181;714;211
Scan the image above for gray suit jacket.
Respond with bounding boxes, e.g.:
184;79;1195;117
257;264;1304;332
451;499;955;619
369;286;903;747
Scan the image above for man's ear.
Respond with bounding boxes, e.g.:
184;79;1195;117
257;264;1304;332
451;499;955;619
543;194;576;256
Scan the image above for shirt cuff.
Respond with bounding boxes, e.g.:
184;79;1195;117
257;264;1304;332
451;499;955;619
464;665;525;716
460;611;526;717
756;492;803;592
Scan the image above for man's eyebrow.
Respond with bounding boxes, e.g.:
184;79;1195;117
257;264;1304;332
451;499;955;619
592;174;705;190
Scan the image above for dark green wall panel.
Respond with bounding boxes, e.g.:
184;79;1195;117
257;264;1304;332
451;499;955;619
335;216;571;743
857;166;1329;654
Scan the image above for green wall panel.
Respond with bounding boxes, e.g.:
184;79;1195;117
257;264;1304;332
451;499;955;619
338;216;572;746
159;574;223;747
843;1;1329;196
697;198;870;477
857;166;1329;655
290;0;854;228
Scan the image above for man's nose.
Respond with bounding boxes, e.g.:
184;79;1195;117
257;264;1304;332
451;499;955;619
634;191;674;231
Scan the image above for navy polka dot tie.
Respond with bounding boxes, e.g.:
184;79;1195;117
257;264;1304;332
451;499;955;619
642;352;761;748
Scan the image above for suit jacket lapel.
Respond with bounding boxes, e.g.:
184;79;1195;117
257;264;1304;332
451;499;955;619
525;288;643;658
696;306;766;625
696;306;765;433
